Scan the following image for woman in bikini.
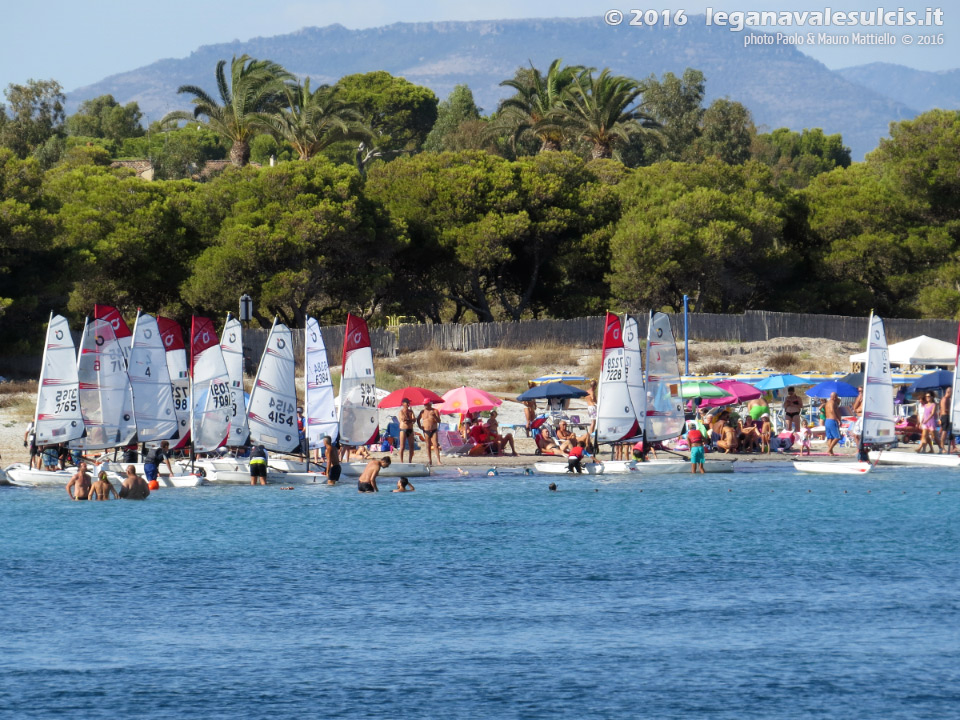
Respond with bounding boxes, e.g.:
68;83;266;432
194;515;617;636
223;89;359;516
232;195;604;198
782;387;803;432
486;410;517;456
918;393;942;453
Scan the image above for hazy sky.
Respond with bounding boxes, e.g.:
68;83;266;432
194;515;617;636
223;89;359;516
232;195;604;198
1;0;955;93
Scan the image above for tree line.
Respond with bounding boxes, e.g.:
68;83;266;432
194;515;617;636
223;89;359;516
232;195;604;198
0;57;958;353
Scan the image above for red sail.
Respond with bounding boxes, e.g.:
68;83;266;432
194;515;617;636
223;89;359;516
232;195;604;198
602;311;623;362
94;304;132;340
157;317;185;352
342;313;371;375
190;316;219;376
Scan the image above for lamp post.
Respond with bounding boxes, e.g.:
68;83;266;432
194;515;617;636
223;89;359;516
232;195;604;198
683;295;689;376
239;294;253;325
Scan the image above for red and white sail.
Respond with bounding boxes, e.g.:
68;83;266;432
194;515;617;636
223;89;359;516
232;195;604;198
246;318;299;452
34;313;85;445
220;314;250;446
128;312;179;443
94;304;132;361
72;317;137;449
595;312;640;443
644;311;685;442
305;316;338;447
158;316;190;449
190;316;231;452
337;313;379;447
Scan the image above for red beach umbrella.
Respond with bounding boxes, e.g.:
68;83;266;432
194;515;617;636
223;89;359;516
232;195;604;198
378;386;445;408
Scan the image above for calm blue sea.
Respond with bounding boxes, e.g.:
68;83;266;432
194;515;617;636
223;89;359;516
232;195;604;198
1;466;958;719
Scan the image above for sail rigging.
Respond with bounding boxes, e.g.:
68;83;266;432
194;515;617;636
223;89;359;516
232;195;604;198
128;312;179;443
220;314;250;446
337;313;379;447
246;318;299;452
34;313;85;445
644;311;685;443
305;316;338;447
595;312;640;444
190;316;231;452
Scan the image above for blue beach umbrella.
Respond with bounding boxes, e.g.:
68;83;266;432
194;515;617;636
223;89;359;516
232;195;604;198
516;382;587;401
753;374;812;391
907;370;954;391
805;380;860;399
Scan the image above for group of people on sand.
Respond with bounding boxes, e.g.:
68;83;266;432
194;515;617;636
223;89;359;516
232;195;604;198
65;463;152;501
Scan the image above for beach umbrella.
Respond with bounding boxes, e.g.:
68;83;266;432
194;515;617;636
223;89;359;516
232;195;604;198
840;372;863;387
516;382;587;401
805;379;860;399
530;373;589;386
378;386;444;408
680;381;735;400
753;374;812;391
907;370;954;391
437;386;502;414
696;379;761;408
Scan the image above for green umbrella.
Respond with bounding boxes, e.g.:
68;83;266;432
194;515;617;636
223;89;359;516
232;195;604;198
680;381;735;399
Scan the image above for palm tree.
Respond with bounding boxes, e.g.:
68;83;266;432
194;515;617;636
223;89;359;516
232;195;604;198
266;78;371;160
162;55;293;167
555;69;659;160
496;59;585;153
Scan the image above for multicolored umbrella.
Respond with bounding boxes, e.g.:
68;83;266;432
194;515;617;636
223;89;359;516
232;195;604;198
680;381;735;400
698;379;762;408
437;386;503;415
378;386;444;408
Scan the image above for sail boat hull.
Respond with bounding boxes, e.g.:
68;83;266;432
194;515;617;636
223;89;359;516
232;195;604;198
602;459;736;474
793;460;873;474
867;451;960;467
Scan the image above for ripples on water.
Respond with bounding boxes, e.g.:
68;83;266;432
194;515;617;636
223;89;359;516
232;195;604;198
1;468;958;719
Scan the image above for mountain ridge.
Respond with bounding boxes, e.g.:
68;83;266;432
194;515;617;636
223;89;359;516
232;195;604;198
67;16;932;158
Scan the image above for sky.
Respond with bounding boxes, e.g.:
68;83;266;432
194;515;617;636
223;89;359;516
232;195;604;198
0;0;956;93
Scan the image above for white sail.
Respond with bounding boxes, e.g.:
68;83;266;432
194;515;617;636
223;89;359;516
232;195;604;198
595;312;640;444
220;315;250;446
128;313;179;443
622;314;647;427
190;317;231;452
338;314;379;447
246;318;299;452
644;311;685;442
305;316;338;447
861;313;896;445
158;317;190;447
34;314;85;445
72;318;137;449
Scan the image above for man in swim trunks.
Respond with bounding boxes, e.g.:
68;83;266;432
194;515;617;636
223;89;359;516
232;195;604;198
417;401;443;466
358;457;390;493
89;471;118;500
748;395;769;422
940;387;954;453
825;392;842;456
249;444;269;485
142;441;173;486
322;436;341;484
119;466;151;500
687;427;705;474
397;398;416;464
783;387;803;432
66;462;92;500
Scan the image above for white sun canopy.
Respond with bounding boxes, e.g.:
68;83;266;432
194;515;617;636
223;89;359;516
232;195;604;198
849;335;957;367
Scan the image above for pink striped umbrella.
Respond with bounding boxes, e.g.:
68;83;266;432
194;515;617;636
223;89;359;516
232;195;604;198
696;379;762;409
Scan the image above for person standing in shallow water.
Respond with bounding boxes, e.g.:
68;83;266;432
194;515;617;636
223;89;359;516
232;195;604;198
249;444;268;485
89;471;118;500
323;436;341;484
66;462;92;500
119;466;150;500
358;457;390;493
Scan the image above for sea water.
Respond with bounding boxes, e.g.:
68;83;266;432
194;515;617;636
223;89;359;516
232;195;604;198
1;467;958;719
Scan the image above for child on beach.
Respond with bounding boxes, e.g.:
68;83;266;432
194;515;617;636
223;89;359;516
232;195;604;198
760;414;772;453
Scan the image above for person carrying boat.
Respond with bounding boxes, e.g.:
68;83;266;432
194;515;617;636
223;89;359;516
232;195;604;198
119;466;150;500
249;444;269;485
66;462;92;501
89;471;118;501
358;456;390;493
322;436;341;484
143;441;173;485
